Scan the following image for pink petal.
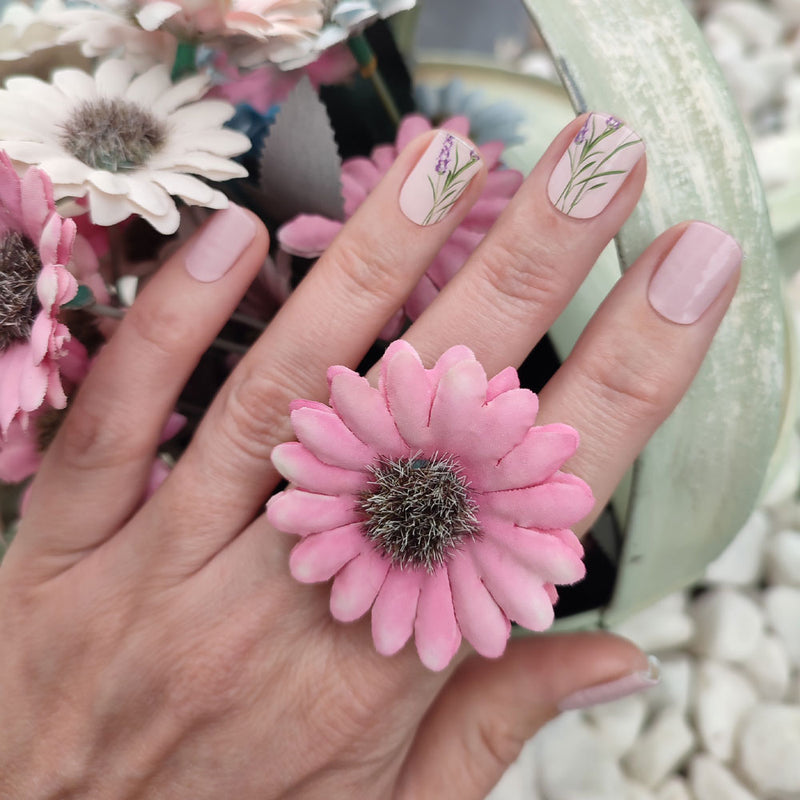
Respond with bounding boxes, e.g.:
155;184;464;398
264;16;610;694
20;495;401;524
44;362;67;410
330;547;390;622
289;398;331;413
429;344;478;385
380;342;434;451
35;264;59;316
464;195;514;233
480;471;595;530
277;214;342;258
291;405;377;469
486;366;520;401
377;308;405;341
159;412;186;443
20;166;55;243
144;457;172;500
18;357;49;414
472;423;579;491
478;140;505;170
0;152;22;220
425;236;474;289
483;168;524;198
271;441;368;495
28;312;54;365
481;516;586;585
371;567;424;656
266;488;359;535
328;369;408;458
341;156;382;195
404;273;439;321
289;523;367;583
371;144;396;173
448;548;510;658
471;537;556;631
341;171;369;217
396;114;433;150
442;115;471;137
549;527;586;558
0;421;40;482
414;567;462;671
55;216;77;267
544;583;559;604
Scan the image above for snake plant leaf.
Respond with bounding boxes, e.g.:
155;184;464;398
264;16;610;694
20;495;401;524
521;0;787;625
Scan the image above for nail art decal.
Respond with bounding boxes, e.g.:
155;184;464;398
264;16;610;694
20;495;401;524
400;131;482;226
548;114;645;219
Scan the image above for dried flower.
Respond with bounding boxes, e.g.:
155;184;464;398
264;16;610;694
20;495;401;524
267;342;592;670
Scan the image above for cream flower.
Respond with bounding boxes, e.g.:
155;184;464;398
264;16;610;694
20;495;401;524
0;58;250;234
0;0;67;62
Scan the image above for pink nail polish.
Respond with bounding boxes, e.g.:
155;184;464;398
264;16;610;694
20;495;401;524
558;655;661;711
648;222;742;324
548;113;645;219
185;204;256;283
399;130;482;226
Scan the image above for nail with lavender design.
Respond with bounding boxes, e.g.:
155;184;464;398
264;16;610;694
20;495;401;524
400;130;482;226
548;113;645;219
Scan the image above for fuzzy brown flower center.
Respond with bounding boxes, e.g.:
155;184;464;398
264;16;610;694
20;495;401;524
60;98;166;172
0;230;42;351
358;454;480;572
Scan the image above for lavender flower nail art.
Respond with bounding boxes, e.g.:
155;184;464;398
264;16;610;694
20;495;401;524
399;131;482;226
548;113;645;220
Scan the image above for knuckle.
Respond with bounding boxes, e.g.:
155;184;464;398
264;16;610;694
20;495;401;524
577;337;672;426
324;237;401;307
478;235;571;316
475;716;524;776
126;296;192;360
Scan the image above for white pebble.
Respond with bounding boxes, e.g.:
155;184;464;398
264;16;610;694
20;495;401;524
645;655;694;716
765;529;800;587
703;16;747;63
613;593;694;653
690;588;764;663
742;632;792;701
536;712;627;800
718;49;795;116
763;585;800;664
655;777;692;800
622;708;696;789
710;1;785;50
689;754;757;800
692;661;757;762
738;704;800;798
705;510;769;586
585;694;648;759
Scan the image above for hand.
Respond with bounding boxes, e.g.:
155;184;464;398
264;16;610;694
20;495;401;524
0;113;740;799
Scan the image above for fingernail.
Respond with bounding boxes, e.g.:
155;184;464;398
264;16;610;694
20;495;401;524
648;222;742;324
558;655;661;711
185;204;256;283
399;130;482;226
548;113;645;219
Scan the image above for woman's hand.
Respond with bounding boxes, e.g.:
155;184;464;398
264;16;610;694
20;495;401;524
0;113;740;799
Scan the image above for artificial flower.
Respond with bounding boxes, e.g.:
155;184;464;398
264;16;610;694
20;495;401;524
0;151;79;435
0;0;67;62
278;114;523;339
267;341;592;670
0;58;250;234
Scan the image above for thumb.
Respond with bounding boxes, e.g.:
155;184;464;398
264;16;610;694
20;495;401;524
396;632;659;800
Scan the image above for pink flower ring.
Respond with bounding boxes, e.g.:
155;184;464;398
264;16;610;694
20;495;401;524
266;341;593;671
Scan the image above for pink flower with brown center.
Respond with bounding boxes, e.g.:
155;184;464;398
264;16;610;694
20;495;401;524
267;341;592;671
278;114;524;340
0;151;79;436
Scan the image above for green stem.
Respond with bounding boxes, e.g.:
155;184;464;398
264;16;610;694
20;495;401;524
171;41;198;82
348;34;401;127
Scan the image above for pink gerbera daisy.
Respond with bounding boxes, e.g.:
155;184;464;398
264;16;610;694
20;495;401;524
278;114;524;340
0;151;78;435
267;341;592;671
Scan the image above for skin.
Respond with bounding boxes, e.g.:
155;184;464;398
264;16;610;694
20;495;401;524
0;114;739;798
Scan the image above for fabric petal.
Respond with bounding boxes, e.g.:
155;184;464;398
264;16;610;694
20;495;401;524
380;341;434;450
277;214;342;258
395;114;432;150
472;537;556;631
328;369;407;458
486;366;520;401
404;273;439;321
291;405;377;469
371;567;423;656
289;523;367;583
330;547;390;622
414;567;462;671
266;488;358;535
341;155;382;194
480;471;595;530
271;441;368;495
448;548;510;658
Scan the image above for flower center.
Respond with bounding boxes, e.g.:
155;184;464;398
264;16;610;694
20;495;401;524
0;230;42;351
358;454;480;572
60;98;166;172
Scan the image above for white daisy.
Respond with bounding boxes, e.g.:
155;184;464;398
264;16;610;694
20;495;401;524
0;58;251;234
0;0;67;62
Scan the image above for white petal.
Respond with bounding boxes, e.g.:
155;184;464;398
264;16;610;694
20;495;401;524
135;1;181;31
37;157;91;185
0;141;60;164
167;99;235;130
148;151;248;180
94;58;136;96
86;187;136;226
126;176;172;216
148;171;214;203
166;129;251;158
86;169;130;196
139;201;180;234
151;73;209;114
51;67;96;102
125;64;173;106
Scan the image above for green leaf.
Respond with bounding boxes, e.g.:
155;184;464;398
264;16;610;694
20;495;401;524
62;284;95;310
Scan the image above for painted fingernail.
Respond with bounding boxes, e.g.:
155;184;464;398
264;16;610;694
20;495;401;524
648;222;742;324
558;655;661;711
185;204;256;283
548;113;645;219
399;130;482;226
